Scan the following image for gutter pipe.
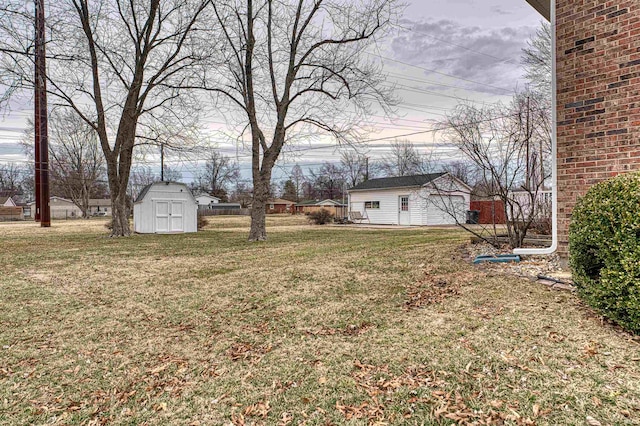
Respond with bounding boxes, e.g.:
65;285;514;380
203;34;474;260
514;0;558;255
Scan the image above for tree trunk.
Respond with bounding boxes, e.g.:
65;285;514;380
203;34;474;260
248;172;270;241
110;188;130;236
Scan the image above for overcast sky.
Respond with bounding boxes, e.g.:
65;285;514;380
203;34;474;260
0;0;544;185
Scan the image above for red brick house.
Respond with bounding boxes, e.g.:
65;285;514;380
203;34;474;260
266;198;295;214
524;0;640;256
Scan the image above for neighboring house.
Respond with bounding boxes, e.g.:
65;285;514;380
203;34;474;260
0;196;17;207
88;199;112;216
133;181;198;234
266;198;295;214
295;199;347;217
348;173;471;226
27;196;83;219
195;193;221;210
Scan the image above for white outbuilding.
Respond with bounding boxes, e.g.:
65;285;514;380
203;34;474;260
348;173;471;226
133;182;198;234
195;193;221;210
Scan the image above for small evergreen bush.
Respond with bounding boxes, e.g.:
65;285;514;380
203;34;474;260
308;208;334;225
569;172;640;333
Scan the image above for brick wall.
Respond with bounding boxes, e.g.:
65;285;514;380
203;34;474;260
556;0;640;256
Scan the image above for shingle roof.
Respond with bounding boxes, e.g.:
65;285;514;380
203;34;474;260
134;181;194;203
134;183;155;203
268;198;295;205
348;173;446;191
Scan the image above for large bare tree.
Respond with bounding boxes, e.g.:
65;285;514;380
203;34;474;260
47;111;105;218
206;0;400;240
0;0;213;235
379;139;425;177
193;151;240;200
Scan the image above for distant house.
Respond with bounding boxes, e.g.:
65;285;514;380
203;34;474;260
348;173;471;226
266;198;295;214
0;196;22;220
88;199;111;216
27;196;83;219
295;199;347;217
195;193;221;210
133;182;198;234
0;196;16;207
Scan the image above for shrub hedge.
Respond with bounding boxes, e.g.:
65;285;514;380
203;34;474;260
569;172;640;334
307;208;334;225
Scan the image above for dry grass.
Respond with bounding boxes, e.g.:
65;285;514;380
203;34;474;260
1;216;639;425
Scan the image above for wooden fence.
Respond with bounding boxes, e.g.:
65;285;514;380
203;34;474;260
0;206;24;221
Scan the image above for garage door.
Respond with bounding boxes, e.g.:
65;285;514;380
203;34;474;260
426;195;466;225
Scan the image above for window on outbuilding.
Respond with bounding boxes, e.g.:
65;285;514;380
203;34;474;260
364;201;380;209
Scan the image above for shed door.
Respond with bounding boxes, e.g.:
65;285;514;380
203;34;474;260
427;195;465;225
155;201;170;232
170;201;184;232
398;195;410;225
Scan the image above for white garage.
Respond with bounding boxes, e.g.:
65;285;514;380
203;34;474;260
133;182;198;234
348;173;471;226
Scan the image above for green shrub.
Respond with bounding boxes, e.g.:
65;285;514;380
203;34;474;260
307;208;334;225
569;172;640;333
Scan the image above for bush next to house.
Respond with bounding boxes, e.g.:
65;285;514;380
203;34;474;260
569;172;640;334
307;208;334;225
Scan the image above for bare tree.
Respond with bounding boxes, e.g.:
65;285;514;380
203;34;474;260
128;166;157;201
229;180;253;207
309;162;345;200
290;164;305;201
521;21;552;97
194;151;240;199
47;111;105;218
379;140;424;177
340;150;369;187
0;162;26;194
162;167;183;183
441;90;551;248
0;0;214;235
442;160;477;188
206;0;399;240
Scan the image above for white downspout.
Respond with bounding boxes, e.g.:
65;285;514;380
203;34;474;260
514;0;558;255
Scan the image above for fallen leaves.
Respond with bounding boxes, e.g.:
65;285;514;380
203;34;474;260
227;341;273;363
405;271;475;309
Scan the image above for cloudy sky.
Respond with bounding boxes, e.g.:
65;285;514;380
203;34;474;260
0;0;544;185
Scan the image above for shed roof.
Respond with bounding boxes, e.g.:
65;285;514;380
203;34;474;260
348;173;446;192
134;181;195;204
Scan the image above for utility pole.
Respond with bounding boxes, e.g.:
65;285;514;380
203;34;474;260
160;141;164;181
364;157;369;181
35;0;50;227
524;95;531;192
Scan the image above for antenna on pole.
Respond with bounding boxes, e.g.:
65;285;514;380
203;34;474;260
35;0;50;227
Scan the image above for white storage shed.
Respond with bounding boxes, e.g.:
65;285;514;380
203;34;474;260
348;173;471;226
133;182;198;234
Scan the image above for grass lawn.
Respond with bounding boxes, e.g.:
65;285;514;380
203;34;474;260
1;216;639;425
